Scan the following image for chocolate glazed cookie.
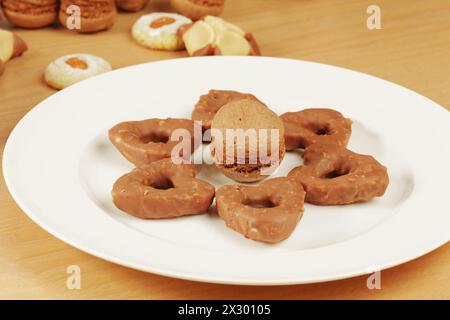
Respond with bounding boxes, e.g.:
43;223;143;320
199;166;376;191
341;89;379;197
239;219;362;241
216;177;305;243
281;108;352;150
109;118;196;166
112;159;215;219
288;143;389;205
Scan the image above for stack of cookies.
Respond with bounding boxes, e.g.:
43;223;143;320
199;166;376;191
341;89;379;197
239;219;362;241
0;0;119;33
59;0;117;33
0;0;228;32
1;0;59;28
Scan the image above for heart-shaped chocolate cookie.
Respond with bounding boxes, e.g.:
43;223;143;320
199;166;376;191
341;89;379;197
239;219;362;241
112;159;215;219
109;118;196;166
216;177;305;243
288;143;389;205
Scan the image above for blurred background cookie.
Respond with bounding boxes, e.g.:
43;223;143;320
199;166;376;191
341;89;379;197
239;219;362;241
0;60;5;77
132;13;192;51
182;16;260;56
59;0;117;33
0;29;28;77
0;29;28;63
1;0;59;29
45;54;112;90
115;0;149;12
171;0;225;21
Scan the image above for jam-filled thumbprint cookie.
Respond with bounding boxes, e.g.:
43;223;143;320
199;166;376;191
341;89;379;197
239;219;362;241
45;54;112;90
132;12;192;51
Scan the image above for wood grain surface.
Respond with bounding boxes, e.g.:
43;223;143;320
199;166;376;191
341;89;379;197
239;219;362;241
0;0;449;299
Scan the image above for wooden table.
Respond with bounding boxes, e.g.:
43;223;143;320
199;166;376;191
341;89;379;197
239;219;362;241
0;0;449;299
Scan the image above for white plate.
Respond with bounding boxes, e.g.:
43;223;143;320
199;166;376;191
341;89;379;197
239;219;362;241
3;57;450;285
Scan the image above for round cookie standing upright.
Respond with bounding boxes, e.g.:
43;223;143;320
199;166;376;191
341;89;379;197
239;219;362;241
45;54;112;90
171;0;225;21
59;0;117;33
211;98;286;182
132;13;192;51
1;0;59;28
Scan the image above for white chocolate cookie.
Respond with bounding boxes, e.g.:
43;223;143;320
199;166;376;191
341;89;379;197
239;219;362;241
45;54;112;90
132;13;192;51
182;16;259;56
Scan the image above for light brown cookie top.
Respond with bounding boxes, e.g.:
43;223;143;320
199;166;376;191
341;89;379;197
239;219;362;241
211;98;285;165
192;89;260;131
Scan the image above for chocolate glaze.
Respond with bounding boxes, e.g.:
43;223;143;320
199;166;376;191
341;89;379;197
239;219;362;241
288;143;389;205
109;118;196;166
112;159;215;219
216;177;305;243
281;108;352;150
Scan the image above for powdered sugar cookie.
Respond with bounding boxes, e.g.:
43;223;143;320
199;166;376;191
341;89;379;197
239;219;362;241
132;12;192;51
45;54;112;90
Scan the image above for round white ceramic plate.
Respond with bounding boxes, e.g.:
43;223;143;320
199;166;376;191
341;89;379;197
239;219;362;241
3;57;450;285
